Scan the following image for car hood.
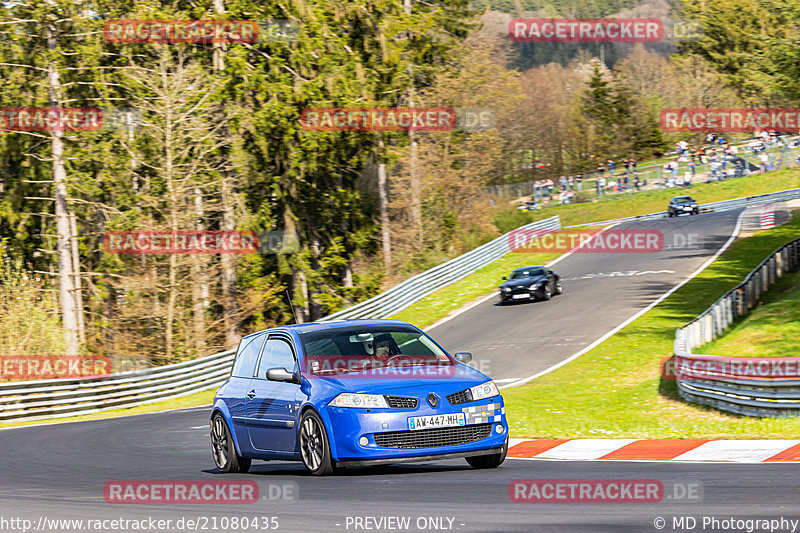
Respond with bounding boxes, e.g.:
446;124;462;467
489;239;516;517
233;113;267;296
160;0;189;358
501;275;546;289
300;362;491;397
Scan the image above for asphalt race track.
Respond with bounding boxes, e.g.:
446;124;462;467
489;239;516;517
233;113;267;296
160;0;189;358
3;406;800;532
432;209;743;384
4;209;799;533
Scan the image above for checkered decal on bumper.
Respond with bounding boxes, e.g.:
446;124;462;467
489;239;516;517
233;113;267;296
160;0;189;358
461;402;505;424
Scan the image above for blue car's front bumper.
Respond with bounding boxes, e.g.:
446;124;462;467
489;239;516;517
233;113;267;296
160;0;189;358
321;397;508;464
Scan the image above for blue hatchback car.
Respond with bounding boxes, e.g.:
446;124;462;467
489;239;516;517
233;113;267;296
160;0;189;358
210;319;508;475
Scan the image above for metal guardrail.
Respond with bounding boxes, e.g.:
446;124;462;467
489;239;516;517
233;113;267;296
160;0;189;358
320;215;562;320
3;188;799;423
0;350;235;422
672;234;800;417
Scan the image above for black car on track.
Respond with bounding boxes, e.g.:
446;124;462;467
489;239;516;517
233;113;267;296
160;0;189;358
499;265;561;304
668;195;699;217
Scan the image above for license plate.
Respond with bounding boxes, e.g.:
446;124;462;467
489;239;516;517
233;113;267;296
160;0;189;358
408;413;466;431
512;293;529;300
683;207;693;210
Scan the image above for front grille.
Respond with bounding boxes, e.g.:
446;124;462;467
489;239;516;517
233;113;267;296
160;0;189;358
446;389;473;405
385;396;418;409
373;423;492;449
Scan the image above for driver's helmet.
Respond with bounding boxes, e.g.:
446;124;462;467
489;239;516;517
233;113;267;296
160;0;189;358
372;333;400;357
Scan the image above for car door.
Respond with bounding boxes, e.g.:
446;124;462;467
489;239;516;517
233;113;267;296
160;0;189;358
246;334;301;453
225;333;267;447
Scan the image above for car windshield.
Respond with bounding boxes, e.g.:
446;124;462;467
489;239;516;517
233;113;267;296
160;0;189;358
510;268;545;279
674;196;694;203
300;325;452;375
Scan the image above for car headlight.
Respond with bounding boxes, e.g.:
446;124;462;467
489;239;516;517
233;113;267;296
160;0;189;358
501;287;511;292
470;381;499;401
329;393;389;409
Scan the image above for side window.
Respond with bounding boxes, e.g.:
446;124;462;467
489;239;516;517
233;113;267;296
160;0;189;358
231;334;266;378
257;337;298;378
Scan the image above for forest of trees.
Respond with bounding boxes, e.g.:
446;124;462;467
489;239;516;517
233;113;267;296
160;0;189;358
0;0;796;368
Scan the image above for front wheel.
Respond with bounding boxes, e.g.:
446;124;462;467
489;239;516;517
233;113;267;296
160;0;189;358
540;285;551;301
554;280;563;295
299;410;335;476
211;413;251;473
466;441;508;469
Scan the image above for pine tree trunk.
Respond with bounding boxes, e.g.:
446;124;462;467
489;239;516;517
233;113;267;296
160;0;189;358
378;142;391;273
213;0;240;349
47;15;79;355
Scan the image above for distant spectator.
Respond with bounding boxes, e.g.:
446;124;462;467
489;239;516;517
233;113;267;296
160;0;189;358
633;175;641;191
597;162;605;176
575;174;583;191
759;152;769;172
608;159;615;175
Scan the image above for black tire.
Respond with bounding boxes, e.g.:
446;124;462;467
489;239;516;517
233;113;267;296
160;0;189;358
299;410;335;476
466;440;508;469
540;285;551;301
554;280;563;295
211;413;251;474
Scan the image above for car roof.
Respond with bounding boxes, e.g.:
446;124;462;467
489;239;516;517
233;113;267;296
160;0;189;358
671;196;693;201
240;318;413;339
512;265;546;272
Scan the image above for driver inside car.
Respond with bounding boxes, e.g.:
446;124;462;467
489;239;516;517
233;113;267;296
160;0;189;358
372;333;400;361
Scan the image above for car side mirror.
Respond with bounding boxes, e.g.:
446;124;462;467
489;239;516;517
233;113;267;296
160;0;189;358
454;352;472;363
502;276;507;280
266;367;299;384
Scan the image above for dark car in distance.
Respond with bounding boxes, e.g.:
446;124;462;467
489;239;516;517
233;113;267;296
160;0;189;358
668;195;699;217
499;266;561;304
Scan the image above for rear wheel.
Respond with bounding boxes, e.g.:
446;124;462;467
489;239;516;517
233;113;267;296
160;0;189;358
554;280;563;295
211;413;251;473
466;440;508;469
299;410;335;476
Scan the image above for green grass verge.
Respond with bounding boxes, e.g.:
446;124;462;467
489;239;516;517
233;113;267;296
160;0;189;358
496;166;800;231
700;264;800;358
0;388;215;429
391;252;561;329
502;216;800;439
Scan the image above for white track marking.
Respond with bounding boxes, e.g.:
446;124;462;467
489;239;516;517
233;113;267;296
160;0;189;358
671;440;800;463
536;439;638;460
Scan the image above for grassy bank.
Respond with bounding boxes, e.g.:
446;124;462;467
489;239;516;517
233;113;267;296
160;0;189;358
495;166;800;231
701;264;800;358
502;216;800;439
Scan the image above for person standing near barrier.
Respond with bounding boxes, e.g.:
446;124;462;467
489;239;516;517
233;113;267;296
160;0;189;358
576;174;582;191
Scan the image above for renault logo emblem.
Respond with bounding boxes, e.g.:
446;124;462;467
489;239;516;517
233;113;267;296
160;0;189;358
427;393;439;408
